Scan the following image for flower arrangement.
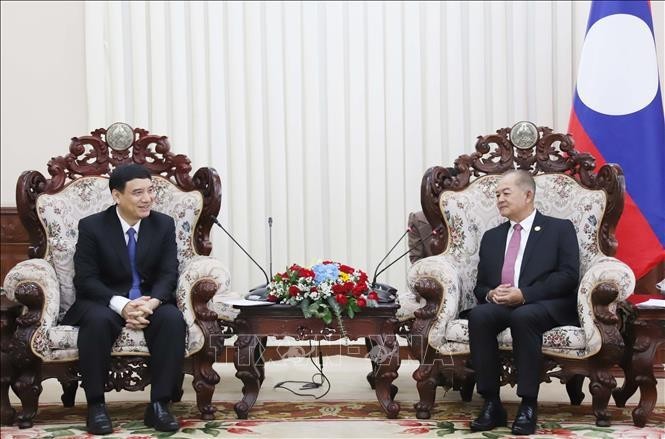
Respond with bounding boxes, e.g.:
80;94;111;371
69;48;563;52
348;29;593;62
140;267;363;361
266;261;379;337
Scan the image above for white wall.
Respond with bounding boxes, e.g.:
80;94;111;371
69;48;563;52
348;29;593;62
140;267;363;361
1;1;87;206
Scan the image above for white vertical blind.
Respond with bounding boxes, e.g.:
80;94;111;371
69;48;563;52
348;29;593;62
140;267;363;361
84;1;665;295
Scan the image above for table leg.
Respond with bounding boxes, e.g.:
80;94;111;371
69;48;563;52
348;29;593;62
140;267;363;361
234;335;263;419
626;337;661;427
612;338;639;408
368;333;401;418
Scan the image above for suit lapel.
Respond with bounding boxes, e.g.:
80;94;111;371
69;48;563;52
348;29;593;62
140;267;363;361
106;207;131;274
519;210;546;278
136;213;154;272
494;221;511;272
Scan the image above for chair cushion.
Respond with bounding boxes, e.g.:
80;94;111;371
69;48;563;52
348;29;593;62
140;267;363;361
36;176;203;320
444;319;586;356
45;324;204;361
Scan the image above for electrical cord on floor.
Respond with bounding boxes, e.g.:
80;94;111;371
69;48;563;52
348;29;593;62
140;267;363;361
273;340;331;399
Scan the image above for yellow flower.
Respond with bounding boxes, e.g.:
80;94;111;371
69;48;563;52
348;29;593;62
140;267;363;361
340;272;351;282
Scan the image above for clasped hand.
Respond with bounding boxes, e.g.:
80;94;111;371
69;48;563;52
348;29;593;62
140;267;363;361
121;296;161;330
488;283;525;307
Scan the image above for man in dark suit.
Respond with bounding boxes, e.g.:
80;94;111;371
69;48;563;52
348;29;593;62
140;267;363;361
468;170;579;435
408;210;434;263
62;164;185;434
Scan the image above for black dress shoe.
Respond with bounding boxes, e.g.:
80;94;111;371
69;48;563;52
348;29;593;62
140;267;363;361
144;401;180;432
512;403;538;435
470;399;507;431
86;402;113;435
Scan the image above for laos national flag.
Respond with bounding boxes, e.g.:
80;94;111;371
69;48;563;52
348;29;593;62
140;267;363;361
569;0;665;279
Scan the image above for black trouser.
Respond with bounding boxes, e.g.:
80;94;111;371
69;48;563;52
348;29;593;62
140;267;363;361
468;302;557;399
75;302;186;403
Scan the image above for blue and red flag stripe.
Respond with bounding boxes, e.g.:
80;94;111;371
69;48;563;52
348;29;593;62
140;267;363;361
569;0;665;279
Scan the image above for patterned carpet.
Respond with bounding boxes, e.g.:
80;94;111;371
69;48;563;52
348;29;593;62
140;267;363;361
1;400;663;438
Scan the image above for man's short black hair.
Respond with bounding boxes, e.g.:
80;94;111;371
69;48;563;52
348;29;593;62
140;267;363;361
109;164;152;192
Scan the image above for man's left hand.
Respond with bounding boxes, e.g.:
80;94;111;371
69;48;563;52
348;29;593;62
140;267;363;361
492;285;525;307
135;297;161;317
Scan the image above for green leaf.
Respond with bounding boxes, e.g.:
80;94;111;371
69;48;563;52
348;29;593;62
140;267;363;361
204;428;221;436
43;426;82;432
326;296;342;315
435;421;455;431
122;420;147;429
300;299;313;318
347;307;355;319
204;421;223;428
321;307;332;324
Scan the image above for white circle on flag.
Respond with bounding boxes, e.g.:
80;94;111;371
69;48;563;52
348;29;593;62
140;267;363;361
576;14;658;116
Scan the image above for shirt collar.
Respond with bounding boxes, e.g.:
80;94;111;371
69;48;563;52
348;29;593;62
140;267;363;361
510;208;536;233
116;207;142;236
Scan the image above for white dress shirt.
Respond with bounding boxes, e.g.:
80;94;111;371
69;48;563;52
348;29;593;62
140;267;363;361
109;208;143;315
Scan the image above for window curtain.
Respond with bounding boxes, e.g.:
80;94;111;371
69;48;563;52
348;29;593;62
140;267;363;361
84;1;626;293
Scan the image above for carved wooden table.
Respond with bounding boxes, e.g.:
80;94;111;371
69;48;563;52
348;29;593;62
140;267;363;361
613;303;665;427
232;303;401;419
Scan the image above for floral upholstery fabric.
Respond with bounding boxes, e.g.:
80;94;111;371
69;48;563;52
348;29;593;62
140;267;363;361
407;173;636;359
2;175;234;361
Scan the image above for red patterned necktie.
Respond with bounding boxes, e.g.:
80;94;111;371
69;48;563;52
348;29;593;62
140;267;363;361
501;223;522;286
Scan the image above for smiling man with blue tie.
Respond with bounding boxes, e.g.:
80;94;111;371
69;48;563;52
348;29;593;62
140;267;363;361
62;164;185;435
467;170;580;435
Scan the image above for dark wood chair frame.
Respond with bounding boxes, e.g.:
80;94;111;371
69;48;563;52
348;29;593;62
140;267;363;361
1;126;231;428
409;125;627;427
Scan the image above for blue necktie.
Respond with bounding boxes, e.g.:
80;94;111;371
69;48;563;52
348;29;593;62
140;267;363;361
127;228;141;299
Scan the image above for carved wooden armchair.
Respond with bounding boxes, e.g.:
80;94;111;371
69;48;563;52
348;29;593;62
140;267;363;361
407;123;635;427
1;124;240;428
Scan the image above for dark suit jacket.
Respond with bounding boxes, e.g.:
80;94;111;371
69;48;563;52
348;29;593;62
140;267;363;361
62;205;179;325
472;210;580;326
408;211;434;263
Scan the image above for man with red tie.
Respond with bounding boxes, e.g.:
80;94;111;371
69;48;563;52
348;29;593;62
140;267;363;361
62;164;185;435
467;170;580;435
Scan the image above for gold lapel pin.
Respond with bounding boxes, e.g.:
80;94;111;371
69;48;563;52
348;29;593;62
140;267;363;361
534;226;541;231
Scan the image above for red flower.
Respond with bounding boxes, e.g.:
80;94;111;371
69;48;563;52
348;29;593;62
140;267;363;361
336;293;348;305
178;419;198;428
339;264;354;274
267;294;278;302
332;284;345;294
352;283;367;296
343;282;354;293
322;260;334;264
288;285;300;296
403;427;430;434
226;427;255;434
367;291;379;301
298;268;315;278
356;297;366;308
